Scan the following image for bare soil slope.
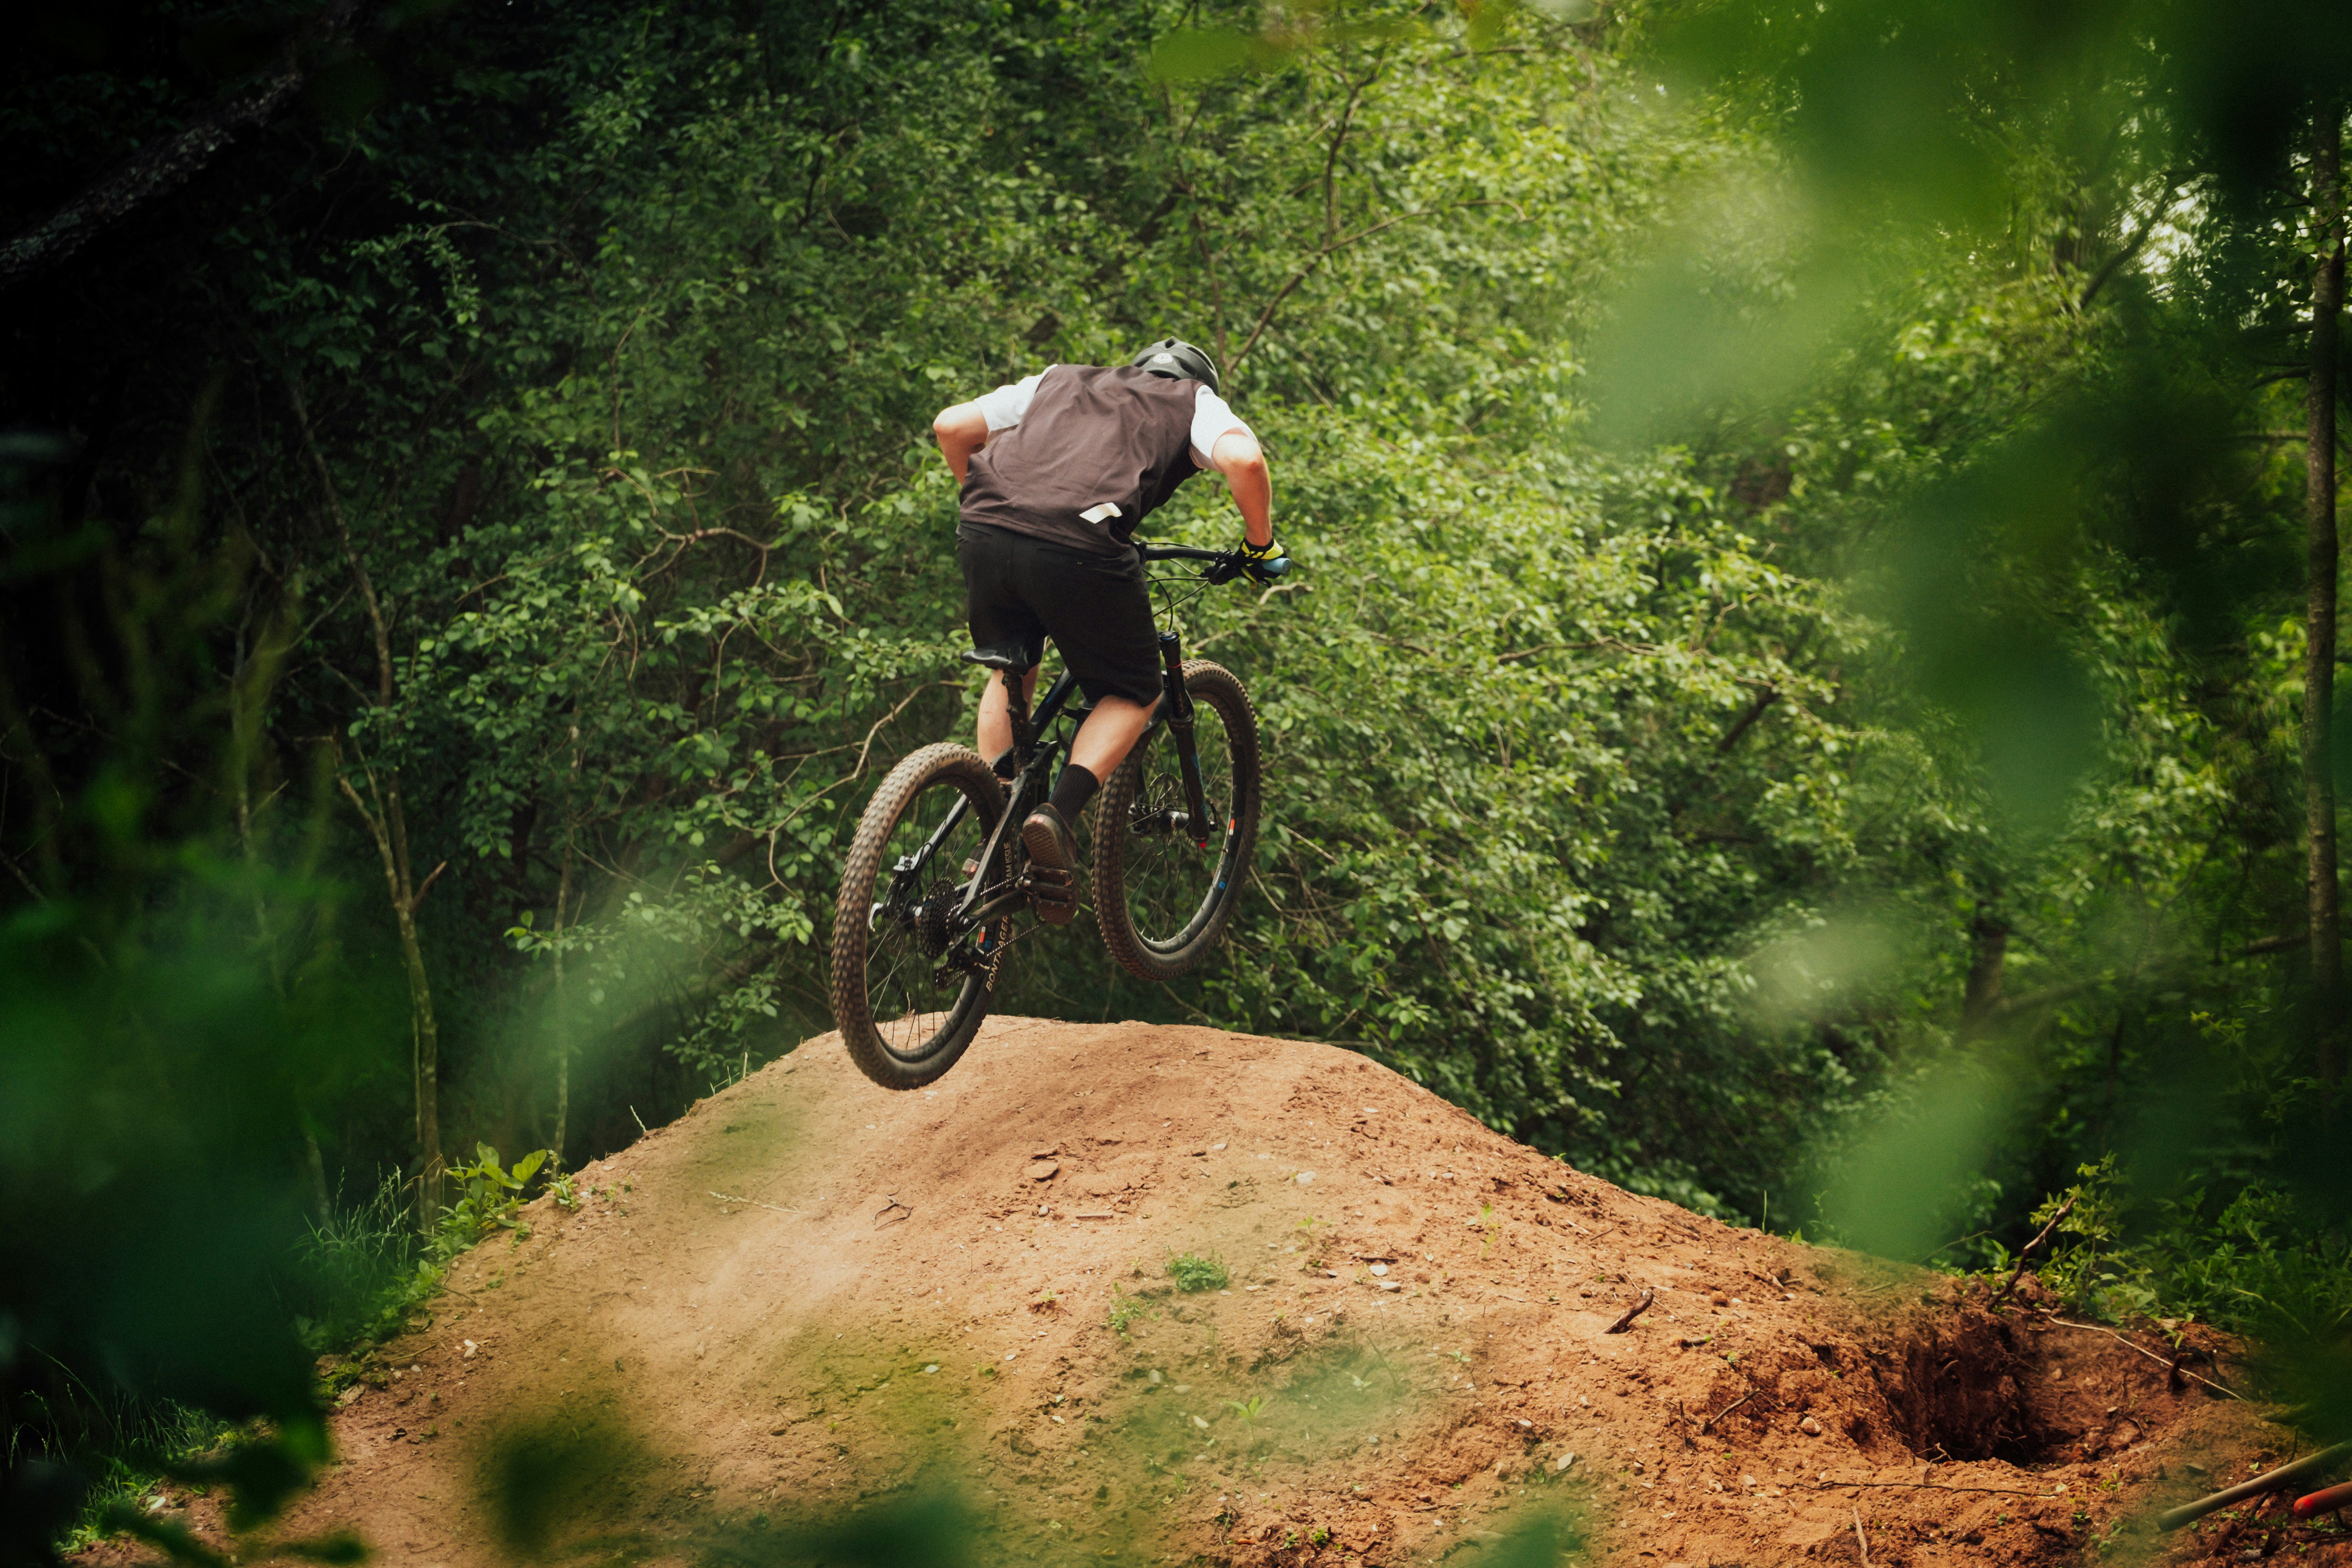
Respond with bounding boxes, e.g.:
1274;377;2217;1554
272;1018;2315;1566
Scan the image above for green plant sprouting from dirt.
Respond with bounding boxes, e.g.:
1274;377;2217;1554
438;1145;551;1255
1107;1287;1153;1339
1167;1253;1230;1293
1226;1394;1268;1426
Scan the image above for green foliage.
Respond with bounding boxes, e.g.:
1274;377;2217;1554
290;1176;441;1355
11;0;2352;1545
1166;1254;1231;1294
1106;1288;1153;1339
436;1145;551;1256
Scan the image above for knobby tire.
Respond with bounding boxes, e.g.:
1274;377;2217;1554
831;743;1009;1089
1093;660;1261;982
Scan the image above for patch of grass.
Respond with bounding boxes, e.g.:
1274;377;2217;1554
1167;1253;1230;1293
288;1172;435;1354
6;1365;235;1557
1108;1287;1153;1338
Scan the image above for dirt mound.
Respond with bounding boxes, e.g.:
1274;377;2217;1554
211;1021;2303;1562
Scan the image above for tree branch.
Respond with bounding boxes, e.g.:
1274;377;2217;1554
0;0;364;291
2076;175;2183;311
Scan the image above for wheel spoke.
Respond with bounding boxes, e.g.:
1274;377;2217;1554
1122;702;1236;947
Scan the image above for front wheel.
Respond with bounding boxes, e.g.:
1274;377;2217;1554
831;743;1011;1089
1093;660;1262;982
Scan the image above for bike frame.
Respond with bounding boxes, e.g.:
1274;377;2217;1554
886;543;1246;960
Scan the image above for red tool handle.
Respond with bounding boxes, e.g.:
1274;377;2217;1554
2293;1481;2352;1519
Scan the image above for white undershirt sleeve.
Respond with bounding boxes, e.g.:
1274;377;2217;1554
1190;385;1252;467
974;368;1051;432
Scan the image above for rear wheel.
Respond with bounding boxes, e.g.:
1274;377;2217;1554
831;743;1011;1089
1093;660;1261;982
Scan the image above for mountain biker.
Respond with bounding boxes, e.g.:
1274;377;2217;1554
931;338;1281;924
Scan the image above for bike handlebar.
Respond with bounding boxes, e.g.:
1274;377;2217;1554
1137;543;1292;583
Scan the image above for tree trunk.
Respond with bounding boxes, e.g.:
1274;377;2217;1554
1962;915;2009;1032
551;832;575;1161
2307;103;2345;1091
339;761;447;1234
296;372;453;1227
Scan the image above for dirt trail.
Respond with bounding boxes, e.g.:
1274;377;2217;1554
261;1018;2315;1564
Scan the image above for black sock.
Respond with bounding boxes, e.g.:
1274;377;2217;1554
1049;763;1100;822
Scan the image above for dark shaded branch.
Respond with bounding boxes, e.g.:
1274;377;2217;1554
0;0;363;291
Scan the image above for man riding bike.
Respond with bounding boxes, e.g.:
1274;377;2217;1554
930;338;1283;925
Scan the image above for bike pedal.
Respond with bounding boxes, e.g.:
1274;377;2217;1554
1022;866;1080;924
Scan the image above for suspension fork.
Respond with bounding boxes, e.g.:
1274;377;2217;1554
1159;630;1213;850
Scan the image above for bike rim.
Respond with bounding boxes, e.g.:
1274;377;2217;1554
862;778;998;1063
1118;701;1244;952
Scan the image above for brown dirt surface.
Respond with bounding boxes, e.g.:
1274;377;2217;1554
100;1019;2350;1565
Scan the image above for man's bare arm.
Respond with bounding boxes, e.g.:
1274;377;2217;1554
933;403;991;482
1209;429;1274;549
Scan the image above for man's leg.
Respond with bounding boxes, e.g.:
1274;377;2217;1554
1019;693;1157;928
1067;693;1156;781
976;666;1042;769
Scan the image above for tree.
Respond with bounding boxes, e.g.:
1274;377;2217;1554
2305;104;2346;1093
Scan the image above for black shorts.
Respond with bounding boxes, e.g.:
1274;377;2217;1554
957;523;1163;706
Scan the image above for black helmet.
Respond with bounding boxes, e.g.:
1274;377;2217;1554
1130;338;1220;395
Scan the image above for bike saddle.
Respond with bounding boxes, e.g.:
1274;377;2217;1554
958;638;1043;673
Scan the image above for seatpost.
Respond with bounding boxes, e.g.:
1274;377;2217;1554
1004;669;1036;762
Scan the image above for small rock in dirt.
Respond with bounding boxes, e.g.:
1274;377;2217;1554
1026;1161;1060;1180
1710;1294;1728;1306
1800;1416;1823;1436
1552;1452;1577;1473
1370;1263;1389;1276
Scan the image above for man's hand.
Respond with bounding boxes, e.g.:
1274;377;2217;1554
933;402;990;482
1240;534;1290;583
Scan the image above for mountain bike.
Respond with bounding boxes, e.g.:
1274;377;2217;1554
829;543;1283;1090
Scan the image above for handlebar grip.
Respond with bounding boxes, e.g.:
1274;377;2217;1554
1259;555;1292;577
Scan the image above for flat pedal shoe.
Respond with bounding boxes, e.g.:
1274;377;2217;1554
1022;805;1083;924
